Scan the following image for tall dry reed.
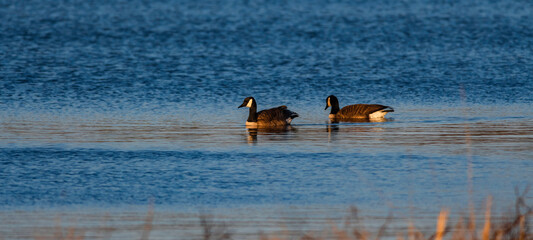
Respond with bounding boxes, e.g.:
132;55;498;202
27;192;531;240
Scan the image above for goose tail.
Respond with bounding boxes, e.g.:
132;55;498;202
383;106;394;112
290;111;299;118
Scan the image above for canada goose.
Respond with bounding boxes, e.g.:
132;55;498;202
238;97;299;127
325;95;394;119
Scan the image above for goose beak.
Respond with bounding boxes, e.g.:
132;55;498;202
325;105;329;110
238;102;246;108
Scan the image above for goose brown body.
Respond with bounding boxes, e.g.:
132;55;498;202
256;106;298;126
325;95;394;119
239;97;298;127
336;104;391;118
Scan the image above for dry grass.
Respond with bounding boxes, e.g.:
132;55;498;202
261;189;532;240
23;190;532;240
32;217;85;240
199;214;233;240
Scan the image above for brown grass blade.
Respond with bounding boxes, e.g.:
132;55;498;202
332;225;350;240
518;216;525;240
408;221;424;240
452;217;466;240
469;204;477;240
482;197;492;240
375;214;393;240
435;209;449;240
397;232;405;240
140;205;154;240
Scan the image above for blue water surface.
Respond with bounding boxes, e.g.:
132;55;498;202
1;0;532;213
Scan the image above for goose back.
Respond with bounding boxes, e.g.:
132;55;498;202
336;104;393;118
257;106;299;126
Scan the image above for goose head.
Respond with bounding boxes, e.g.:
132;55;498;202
238;96;256;108
325;95;339;110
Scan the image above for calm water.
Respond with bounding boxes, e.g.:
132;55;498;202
1;0;532;238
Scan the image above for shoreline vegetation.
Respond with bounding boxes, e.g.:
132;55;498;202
5;190;530;240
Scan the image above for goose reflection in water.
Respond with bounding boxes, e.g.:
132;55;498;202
326;118;392;142
329;117;391;124
245;125;297;145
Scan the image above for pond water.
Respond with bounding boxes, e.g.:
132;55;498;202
0;0;532;238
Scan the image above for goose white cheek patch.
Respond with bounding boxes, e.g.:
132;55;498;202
327;98;330;107
246;99;253;107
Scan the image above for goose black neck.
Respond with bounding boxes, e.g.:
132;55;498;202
329;97;340;114
330;105;340;115
247;103;258;122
